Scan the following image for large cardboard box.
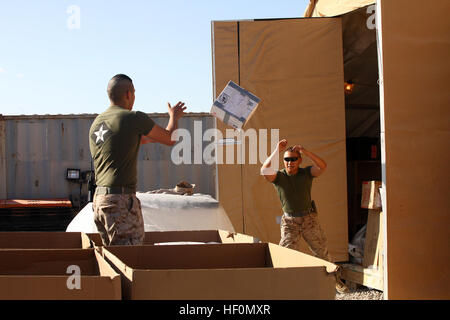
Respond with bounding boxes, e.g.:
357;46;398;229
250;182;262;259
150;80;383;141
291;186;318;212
0;232;92;249
102;243;338;300
0;248;121;299
85;229;259;248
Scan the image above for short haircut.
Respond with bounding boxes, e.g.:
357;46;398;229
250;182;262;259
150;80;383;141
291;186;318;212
285;146;301;157
107;74;133;103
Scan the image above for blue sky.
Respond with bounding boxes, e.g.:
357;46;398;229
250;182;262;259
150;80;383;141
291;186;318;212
0;0;309;115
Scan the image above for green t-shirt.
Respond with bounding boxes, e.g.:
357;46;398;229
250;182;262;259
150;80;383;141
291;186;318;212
272;166;315;216
89;105;155;188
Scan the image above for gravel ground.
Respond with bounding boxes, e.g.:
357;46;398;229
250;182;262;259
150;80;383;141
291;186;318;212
335;286;384;300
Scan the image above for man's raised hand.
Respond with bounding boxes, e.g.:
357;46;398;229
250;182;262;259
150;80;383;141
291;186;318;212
278;139;288;153
167;101;187;120
293;145;305;154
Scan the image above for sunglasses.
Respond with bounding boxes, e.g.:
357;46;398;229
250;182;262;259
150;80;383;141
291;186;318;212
284;157;299;162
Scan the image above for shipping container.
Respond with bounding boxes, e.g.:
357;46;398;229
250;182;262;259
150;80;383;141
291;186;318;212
0;113;216;206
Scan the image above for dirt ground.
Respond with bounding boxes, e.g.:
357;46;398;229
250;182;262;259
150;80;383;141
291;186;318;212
335;286;384;300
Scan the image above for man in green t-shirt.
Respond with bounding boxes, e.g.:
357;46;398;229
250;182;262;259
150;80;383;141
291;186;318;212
89;74;186;246
261;139;348;293
261;139;330;257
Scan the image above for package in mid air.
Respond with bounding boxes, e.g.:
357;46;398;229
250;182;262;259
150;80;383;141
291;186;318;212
211;80;260;129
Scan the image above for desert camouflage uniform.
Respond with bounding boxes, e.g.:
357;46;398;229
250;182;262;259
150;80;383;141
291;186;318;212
93;193;145;246
279;212;331;261
280;213;349;293
273;167;349;293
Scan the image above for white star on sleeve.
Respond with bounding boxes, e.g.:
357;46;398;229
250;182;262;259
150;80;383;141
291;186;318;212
94;124;108;143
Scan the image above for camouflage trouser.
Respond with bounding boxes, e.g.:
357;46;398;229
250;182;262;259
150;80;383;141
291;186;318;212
279;212;332;261
93;193;145;246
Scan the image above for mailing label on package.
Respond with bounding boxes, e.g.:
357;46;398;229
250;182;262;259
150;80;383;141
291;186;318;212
211;81;261;129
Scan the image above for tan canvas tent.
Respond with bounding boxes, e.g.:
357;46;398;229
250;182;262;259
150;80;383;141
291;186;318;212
376;0;450;299
304;0;375;18
212;0;450;299
212;18;349;262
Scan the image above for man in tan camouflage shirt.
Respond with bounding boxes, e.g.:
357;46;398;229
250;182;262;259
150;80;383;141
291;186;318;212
89;74;186;245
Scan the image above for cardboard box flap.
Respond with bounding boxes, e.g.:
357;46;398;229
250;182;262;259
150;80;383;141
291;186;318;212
0;232;84;249
94;250;121;280
147;230;221;244
267;243;338;273
86;229;260;247
217;230;260;243
0;249;122;300
0;249;97;275
84;232;103;247
0;249;121;300
104;243;269;270
103;242;336;272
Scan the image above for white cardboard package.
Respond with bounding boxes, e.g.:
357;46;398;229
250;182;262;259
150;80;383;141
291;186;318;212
210;80;261;129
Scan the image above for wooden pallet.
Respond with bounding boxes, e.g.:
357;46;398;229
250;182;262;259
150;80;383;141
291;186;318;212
341;209;384;291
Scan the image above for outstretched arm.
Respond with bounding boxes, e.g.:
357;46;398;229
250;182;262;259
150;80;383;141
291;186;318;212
141;101;186;146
